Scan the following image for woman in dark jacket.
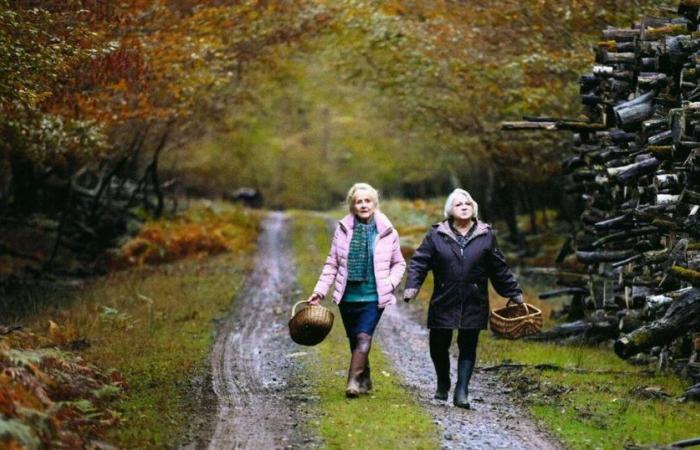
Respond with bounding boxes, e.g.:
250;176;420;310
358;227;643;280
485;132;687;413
403;188;523;409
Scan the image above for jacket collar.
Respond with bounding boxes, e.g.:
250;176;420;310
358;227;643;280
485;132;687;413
339;211;394;237
436;219;489;244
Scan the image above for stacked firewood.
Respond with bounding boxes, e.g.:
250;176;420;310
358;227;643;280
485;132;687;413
503;1;700;388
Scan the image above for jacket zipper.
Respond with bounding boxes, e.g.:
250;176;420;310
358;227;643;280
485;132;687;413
459;244;466;327
458;232;483;327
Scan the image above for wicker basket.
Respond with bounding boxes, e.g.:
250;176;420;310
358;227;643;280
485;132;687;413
289;301;335;346
490;301;542;339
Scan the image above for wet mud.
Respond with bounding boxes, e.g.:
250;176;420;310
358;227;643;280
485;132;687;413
200;212;318;449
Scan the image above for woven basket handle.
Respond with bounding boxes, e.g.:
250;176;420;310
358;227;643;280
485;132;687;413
291;300;308;319
507;298;529;315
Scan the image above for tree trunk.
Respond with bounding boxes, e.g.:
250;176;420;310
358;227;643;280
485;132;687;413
527;319;618;343
538;287;590;299
576;249;637;264
601;28;640;41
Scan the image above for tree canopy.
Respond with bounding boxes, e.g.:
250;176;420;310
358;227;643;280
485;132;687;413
1;0;677;217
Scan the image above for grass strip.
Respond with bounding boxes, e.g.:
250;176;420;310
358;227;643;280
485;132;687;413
25;253;253;448
479;328;700;450
289;211;439;450
20;203;259;449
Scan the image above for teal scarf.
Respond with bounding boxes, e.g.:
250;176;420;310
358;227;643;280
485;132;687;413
347;216;376;282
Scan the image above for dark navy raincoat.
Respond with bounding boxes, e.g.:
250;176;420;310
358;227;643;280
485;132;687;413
405;220;522;329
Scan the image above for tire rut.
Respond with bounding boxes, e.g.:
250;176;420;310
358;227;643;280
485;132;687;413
378;303;562;450
205;212;316;450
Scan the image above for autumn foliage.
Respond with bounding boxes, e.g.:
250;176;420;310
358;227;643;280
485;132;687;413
106;202;259;268
0;0;329;279
0;326;124;448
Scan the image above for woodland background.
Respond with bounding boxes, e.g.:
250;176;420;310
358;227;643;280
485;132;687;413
7;1;700;449
1;0;677;272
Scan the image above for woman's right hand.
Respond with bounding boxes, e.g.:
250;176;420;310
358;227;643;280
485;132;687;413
306;293;322;305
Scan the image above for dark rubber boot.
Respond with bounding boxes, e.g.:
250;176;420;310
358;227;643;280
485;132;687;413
434;385;449;401
453;359;475;409
431;353;450;400
434;371;450;400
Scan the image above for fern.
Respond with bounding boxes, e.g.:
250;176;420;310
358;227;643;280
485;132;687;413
0;418;41;450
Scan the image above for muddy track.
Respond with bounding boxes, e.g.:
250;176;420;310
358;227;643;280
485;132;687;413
378;303;562;450
204;212;317;450
195;212;560;449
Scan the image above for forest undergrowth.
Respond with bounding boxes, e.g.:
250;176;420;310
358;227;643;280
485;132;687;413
0;202;259;448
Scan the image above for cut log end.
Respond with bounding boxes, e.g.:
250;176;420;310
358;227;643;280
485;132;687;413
614;336;633;359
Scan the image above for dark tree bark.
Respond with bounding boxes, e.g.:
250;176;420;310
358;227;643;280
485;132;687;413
527;318;618;343
614;288;700;359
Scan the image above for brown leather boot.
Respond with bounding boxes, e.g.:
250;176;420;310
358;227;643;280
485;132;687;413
346;350;368;398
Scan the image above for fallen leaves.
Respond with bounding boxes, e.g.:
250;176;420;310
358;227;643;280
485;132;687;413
0;326;123;448
104;202;258;269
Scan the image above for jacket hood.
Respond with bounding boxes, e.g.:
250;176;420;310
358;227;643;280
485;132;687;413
435;219;490;243
339;211;394;237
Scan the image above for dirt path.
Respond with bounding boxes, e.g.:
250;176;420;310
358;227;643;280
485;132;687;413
196;212;560;449
204;212;317;450
378;303;562;450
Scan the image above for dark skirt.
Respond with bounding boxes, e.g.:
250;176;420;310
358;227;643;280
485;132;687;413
339;301;384;337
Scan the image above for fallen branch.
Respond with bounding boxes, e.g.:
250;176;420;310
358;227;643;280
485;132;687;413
479;362;654;376
0;325;22;335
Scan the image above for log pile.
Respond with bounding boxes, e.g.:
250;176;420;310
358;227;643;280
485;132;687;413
504;1;700;386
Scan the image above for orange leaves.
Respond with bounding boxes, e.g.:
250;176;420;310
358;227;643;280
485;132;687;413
86;40;147;87
0;386;17;416
48;320;70;347
380;2;407;16
120;222;229;265
108;202;258;268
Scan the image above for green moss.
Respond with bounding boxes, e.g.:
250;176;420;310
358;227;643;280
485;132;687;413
289;211;440;449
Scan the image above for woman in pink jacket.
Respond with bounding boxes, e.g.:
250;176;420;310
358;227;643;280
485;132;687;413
307;183;406;397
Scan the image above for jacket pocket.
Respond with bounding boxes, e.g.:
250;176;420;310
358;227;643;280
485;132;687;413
469;282;487;303
431;281;456;304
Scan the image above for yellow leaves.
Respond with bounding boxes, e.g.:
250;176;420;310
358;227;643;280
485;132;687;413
48;321;67;347
380;2;407;16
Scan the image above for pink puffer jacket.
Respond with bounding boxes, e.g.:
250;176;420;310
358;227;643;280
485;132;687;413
313;211;406;308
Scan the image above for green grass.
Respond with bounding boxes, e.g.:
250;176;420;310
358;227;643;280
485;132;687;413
23;245;256;448
479;335;700;449
289;210;440;450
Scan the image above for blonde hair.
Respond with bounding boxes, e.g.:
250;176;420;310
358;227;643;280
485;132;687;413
346;183;379;212
444;189;479;219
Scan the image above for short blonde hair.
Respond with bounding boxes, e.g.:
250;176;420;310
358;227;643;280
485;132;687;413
444;189;479;219
346;183;379;212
